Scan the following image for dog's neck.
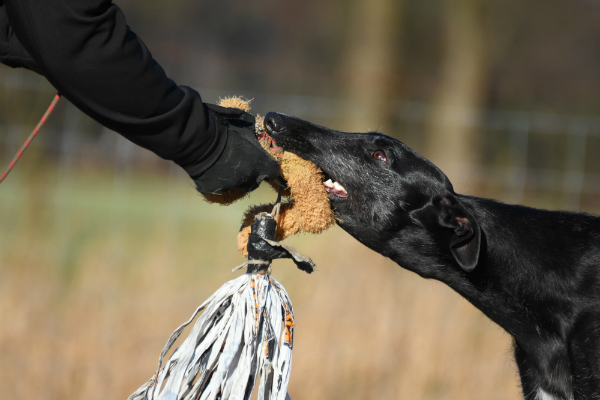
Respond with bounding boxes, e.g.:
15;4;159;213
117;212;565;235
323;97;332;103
378;196;600;379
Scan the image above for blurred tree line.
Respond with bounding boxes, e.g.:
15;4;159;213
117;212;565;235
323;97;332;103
114;0;600;112
1;0;600;201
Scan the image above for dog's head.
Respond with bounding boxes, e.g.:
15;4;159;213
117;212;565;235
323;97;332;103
264;112;481;272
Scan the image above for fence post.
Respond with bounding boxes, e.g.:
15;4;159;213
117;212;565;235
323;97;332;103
506;118;529;204
563;121;588;210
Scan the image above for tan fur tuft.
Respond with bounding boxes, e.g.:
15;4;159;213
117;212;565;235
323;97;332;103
217;96;252;113
203;189;248;205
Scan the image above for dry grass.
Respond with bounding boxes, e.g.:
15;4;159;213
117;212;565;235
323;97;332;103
0;166;522;400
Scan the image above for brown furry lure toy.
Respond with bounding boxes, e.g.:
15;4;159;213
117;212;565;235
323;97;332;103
203;97;336;256
128;98;337;400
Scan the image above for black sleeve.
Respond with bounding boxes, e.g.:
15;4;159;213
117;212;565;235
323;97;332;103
0;4;41;74
2;0;226;177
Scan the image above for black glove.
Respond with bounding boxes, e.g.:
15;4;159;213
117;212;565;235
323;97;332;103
0;4;41;74
193;104;281;194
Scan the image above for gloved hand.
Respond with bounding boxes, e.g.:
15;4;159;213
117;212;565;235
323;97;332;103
193;104;281;194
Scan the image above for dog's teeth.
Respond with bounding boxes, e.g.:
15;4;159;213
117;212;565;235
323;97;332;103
333;182;346;192
323;179;348;197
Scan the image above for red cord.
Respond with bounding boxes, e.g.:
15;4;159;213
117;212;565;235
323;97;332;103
0;93;61;183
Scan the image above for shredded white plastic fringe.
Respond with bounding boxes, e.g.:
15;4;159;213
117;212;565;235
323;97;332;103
128;272;294;400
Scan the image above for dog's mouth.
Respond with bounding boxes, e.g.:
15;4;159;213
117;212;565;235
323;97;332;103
323;178;348;198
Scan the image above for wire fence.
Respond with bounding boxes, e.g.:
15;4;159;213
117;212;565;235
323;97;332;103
396;101;600;208
1;69;600;211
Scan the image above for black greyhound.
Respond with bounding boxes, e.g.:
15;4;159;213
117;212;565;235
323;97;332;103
263;112;600;400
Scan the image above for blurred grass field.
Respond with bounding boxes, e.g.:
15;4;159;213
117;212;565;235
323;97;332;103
0;165;522;400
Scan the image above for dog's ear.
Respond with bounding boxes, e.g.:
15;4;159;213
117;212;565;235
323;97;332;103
435;196;481;272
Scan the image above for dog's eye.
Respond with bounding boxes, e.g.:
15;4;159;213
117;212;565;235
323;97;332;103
371;150;387;162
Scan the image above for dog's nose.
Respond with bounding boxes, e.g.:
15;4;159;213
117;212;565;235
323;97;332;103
264;112;284;134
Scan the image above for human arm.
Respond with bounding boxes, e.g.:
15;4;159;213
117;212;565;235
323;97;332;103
0;0;279;192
